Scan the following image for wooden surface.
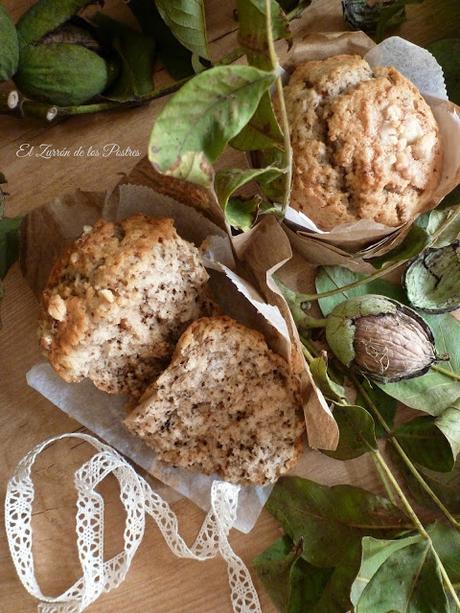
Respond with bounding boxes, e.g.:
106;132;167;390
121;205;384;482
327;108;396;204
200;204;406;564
1;1;459;611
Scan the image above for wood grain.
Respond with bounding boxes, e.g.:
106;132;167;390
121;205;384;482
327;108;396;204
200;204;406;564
1;1;459;611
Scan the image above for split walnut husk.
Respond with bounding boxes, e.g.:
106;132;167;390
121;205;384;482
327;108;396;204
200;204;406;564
325;295;439;382
404;241;460;313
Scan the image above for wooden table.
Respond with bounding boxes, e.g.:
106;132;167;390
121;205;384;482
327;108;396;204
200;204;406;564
1;1;459;611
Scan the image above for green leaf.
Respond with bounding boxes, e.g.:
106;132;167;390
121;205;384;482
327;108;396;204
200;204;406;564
92;14;155;101
215;166;282;230
389;445;460;514
149;65;275;187
439;186;460;211
127;0;194;79
237;0;290;69
354;537;450;612
225;197;260;232
380;313;460;415
357;381;397;438
323;403;377;461
266;477;409;568
369;225;429;269
428;522;460;584
315;265;406;317
427;39;460;105
404;241;460;313
275;279;320;331
309;356;346;402
350;534;421;606
0;4;19;81
155;0;209;60
0;216;22;279
310;543;362;613
230;92;284;151
394;403;460;472
215;165;282;211
427;204;460;248
253;535;334;613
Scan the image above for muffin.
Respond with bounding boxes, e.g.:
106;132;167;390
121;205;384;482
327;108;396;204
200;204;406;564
124;316;305;485
39;214;215;397
282;54;442;230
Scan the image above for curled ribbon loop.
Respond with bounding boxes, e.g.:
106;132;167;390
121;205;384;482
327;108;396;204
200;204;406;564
5;433;261;613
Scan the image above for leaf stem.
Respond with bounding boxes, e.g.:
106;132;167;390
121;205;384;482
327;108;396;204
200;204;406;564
353;374;460;530
370;451;398;506
372;448;460;609
432;365;460;382
298;257;407;302
430;204;460;245
264;0;293;210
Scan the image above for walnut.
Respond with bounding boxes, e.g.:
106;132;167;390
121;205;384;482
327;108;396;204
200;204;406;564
325;295;437;382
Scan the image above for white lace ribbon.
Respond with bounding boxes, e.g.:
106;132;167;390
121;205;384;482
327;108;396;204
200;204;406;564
5;433;261;613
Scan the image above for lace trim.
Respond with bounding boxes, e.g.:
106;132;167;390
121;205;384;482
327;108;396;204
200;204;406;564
5;433;261;613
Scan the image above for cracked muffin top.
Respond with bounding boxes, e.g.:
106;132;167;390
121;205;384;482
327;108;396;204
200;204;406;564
282;54;442;230
124;316;305;485
39;214;215;398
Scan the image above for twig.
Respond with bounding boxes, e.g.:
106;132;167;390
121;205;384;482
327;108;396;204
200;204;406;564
264;0;292;209
432;365;460;382
301;332;460;603
370;451;398;505
353;373;460;530
372;448;460;609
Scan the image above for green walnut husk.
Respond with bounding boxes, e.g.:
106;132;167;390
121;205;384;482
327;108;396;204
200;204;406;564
404;241;460;314
0;5;19;81
15;43;111;106
14;0;112;106
325;295;437;383
16;0;94;47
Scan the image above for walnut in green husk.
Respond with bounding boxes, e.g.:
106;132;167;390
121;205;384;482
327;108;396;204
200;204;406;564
325;295;438;382
14;0;114;106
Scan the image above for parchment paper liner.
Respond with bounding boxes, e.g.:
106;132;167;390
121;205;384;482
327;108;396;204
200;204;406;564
22;169;339;532
273;31;460;257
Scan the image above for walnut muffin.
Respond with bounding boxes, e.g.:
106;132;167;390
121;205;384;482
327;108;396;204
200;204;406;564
124;316;305;485
39;214;215;397
282;54;442;230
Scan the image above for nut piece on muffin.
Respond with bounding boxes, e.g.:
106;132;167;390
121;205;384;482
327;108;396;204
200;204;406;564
39;214;216;397
124;316;305;485
282;54;442;230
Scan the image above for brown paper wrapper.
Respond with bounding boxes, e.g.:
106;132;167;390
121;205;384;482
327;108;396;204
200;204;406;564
277;31;460;259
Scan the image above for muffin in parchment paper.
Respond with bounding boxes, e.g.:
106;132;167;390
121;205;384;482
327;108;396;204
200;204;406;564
282;54;442;230
124;316;305;485
39;214;216;398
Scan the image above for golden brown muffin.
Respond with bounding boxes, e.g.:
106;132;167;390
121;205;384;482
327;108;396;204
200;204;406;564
39;214;215;397
282;54;442;230
124;316;305;485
